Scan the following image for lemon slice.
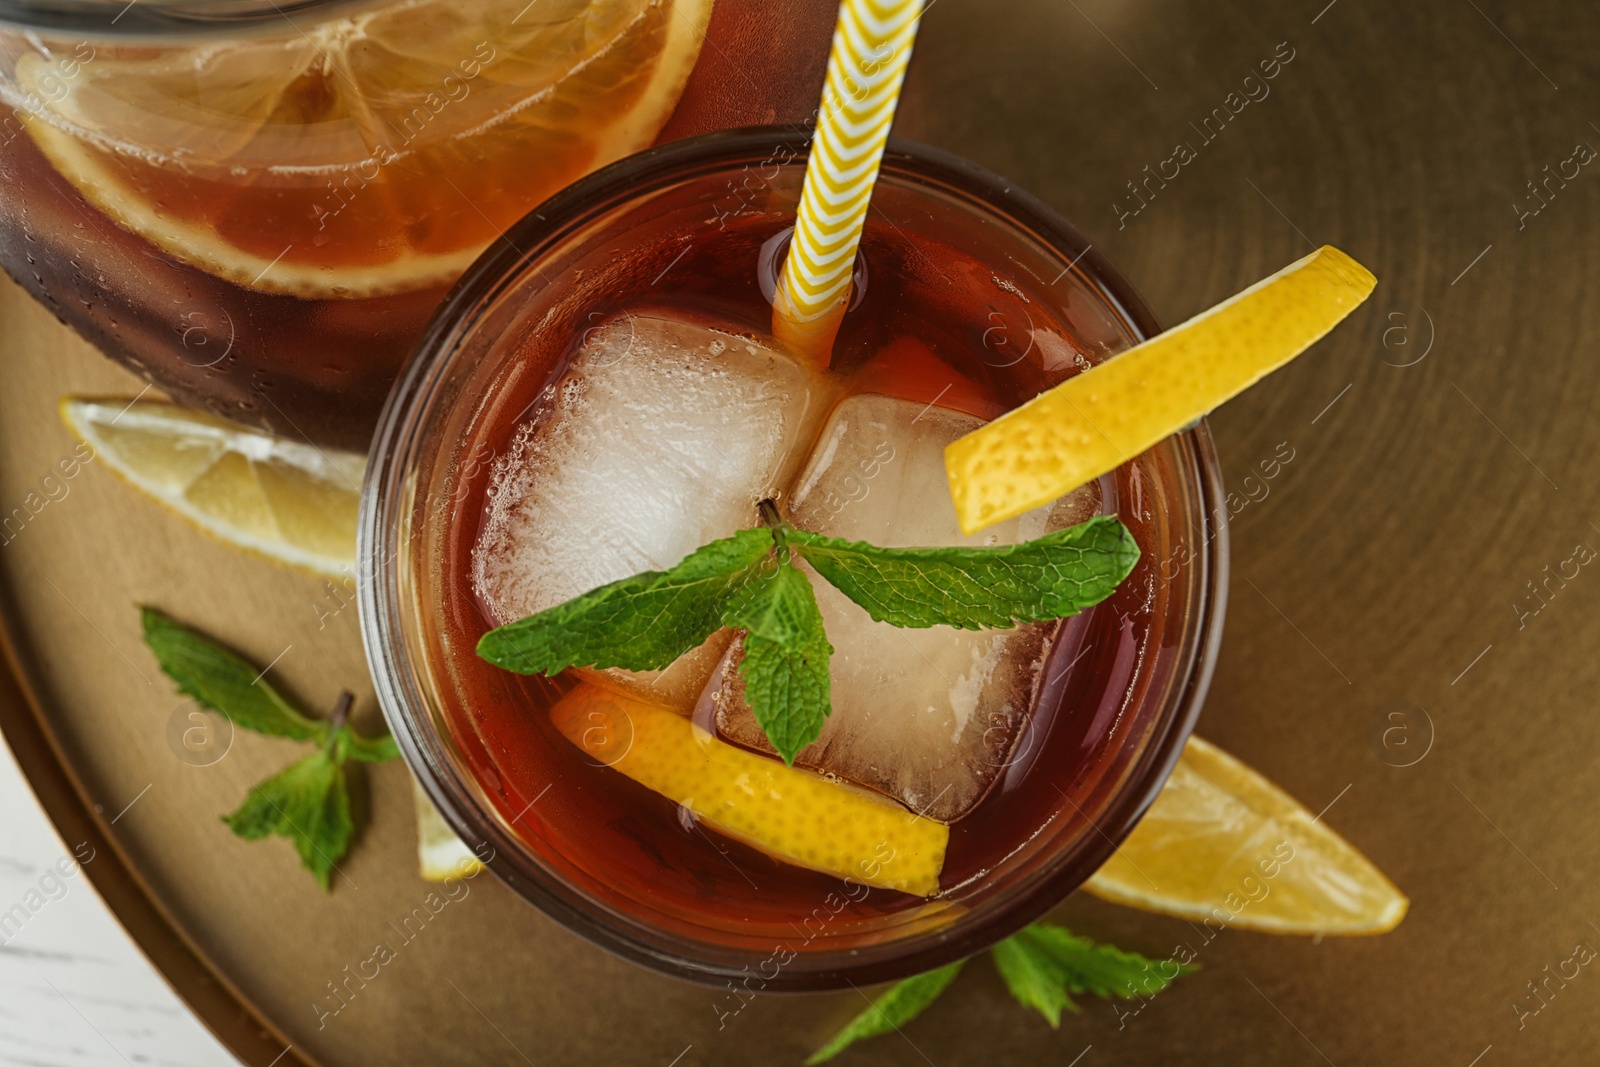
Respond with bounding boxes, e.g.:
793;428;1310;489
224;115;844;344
1085;736;1408;935
16;0;712;298
413;777;485;882
946;246;1376;534
60;397;363;579
551;684;948;896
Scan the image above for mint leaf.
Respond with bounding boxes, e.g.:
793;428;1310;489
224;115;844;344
805;960;965;1064
787;515;1139;630
219;696;394;890
1021;923;1193;999
336;728;401;763
222;748;352;890
723;554;833;764
992;923;1192;1027
993;932;1077;1026
140;606;322;742
142;609;396;888
477;527;776;674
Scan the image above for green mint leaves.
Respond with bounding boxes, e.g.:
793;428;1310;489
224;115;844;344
992;923;1191;1026
787;515;1139;630
476;527;776;674
476;507;1139;765
141;607;323;743
221;748;351;888
140;607;398;889
476;522;836;765
723;553;834;763
805;959;966;1065
807;923;1192;1062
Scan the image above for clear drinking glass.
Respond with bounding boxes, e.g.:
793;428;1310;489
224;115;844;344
359;126;1229;988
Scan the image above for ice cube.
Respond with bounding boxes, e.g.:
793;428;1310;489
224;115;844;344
707;394;1098;821
472;312;821;709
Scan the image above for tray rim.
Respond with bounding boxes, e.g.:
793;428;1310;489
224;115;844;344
0;582;320;1067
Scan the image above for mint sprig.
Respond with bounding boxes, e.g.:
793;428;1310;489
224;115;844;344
1004;923;1192;1013
993;923;1189;1026
787;514;1139;630
477;507;1139;764
140;607;398;890
807;923;1191;1062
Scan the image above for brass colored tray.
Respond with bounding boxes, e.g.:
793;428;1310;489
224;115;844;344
3;0;1598;1062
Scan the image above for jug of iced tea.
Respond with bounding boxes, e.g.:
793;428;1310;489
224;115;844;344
0;0;834;448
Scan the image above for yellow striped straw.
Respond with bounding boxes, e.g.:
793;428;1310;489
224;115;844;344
773;0;925;364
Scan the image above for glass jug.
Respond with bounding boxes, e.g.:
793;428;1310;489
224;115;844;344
0;0;834;448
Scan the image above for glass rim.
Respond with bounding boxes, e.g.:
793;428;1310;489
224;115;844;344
358;124;1230;989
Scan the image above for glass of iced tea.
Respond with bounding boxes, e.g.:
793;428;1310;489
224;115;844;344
359;127;1227;987
0;0;834;449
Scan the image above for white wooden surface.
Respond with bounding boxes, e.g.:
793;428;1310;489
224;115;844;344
0;738;240;1067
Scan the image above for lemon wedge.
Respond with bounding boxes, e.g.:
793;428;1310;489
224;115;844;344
1085;736;1408;935
60;397;362;579
946;246;1376;533
551;684;948;896
413;778;485;882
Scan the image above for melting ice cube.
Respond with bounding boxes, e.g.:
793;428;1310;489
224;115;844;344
707;394;1098;822
472;312;821;708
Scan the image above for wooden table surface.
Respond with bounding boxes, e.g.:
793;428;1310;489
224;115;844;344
0;742;235;1066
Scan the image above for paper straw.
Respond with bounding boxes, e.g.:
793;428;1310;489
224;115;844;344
772;0;925;363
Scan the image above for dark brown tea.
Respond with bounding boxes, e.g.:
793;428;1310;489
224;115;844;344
417;183;1196;959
